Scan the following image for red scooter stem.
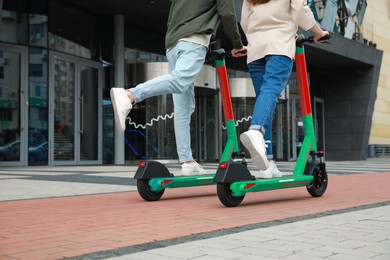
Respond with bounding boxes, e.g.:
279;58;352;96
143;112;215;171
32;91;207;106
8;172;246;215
216;60;234;121
295;52;312;116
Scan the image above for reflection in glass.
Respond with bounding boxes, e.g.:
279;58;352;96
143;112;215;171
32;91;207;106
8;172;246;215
29;47;48;165
0;0;28;44
49;33;91;59
0;51;20;161
125;95;176;160
124;61;176;161
53;58;75;161
192;88;219;161
48;0;97;60
80;65;98;161
230;97;254;158
102;102;114;163
29;14;48;47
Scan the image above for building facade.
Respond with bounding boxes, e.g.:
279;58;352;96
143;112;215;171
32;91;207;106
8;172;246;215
362;1;390;156
0;0;386;166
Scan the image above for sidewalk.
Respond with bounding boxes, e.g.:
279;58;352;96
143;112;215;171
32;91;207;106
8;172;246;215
1;157;390;259
105;204;390;260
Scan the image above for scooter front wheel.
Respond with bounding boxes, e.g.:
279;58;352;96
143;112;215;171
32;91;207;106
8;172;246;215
217;183;245;207
306;164;328;197
137;179;165;201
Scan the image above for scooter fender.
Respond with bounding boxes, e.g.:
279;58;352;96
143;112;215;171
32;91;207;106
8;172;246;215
303;159;325;176
214;161;253;183
134;161;173;179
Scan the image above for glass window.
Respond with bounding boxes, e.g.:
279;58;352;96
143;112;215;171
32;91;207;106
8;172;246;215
29;16;47;47
0;0;28;44
0;50;21;162
29;63;43;77
28;47;48;165
48;0;98;60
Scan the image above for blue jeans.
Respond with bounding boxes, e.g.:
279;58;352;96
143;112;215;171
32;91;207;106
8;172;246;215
247;55;293;158
129;41;207;163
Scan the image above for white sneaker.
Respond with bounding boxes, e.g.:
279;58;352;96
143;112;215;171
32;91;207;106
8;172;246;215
240;130;269;170
181;161;207;176
110;88;132;132
258;161;282;179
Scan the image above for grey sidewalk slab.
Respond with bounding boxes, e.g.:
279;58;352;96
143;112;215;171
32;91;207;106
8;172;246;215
0;166;138;201
103;204;390;260
1;157;390;259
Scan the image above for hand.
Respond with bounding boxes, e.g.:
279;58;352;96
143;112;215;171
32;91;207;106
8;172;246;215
231;47;247;57
313;30;329;44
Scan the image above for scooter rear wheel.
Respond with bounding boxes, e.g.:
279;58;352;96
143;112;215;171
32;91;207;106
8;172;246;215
217;183;245;207
137;179;165;201
306;164;328;197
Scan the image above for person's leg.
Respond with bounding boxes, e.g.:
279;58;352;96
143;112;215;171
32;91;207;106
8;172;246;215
240;59;269;170
260;55;293;155
242;55;293;172
250;55;293;134
169;43;207;169
110;41;207;132
172;87;195;163
173;86;206;175
264;117;274;159
130;41;207;103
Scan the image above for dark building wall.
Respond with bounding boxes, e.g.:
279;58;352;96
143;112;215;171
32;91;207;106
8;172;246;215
324;65;381;160
124;26;166;55
307;34;383;160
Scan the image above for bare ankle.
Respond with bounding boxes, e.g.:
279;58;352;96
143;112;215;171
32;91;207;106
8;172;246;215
126;90;135;104
183;161;194;165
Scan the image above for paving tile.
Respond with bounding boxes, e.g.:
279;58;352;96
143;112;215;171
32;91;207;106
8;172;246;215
1;160;390;259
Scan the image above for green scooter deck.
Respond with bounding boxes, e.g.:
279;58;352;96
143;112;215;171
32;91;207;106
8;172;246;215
229;175;314;197
149;174;215;192
146;115;240;192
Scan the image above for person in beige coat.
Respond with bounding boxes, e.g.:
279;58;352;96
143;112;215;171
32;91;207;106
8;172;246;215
239;0;328;178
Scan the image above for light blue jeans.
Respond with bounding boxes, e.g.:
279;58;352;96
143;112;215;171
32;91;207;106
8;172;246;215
247;55;294;158
129;41;207;163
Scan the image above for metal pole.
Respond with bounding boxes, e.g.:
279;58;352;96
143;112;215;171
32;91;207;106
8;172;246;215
113;14;125;164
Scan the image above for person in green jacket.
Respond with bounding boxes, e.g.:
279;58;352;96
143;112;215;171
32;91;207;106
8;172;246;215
111;0;246;175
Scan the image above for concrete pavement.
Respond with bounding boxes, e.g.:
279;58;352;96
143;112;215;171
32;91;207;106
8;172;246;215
1;157;390;259
105;204;390;260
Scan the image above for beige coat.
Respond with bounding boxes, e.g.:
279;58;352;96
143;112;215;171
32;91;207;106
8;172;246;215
241;0;316;63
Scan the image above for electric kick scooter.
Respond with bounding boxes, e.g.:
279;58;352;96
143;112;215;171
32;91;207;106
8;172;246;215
134;49;248;201
215;34;330;207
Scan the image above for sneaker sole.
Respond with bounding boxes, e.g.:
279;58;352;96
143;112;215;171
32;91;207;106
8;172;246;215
181;172;208;177
258;173;272;179
181;169;207;176
110;88;126;132
240;133;269;170
181;166;207;176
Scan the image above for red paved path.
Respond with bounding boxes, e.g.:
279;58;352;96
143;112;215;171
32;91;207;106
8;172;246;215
1;173;390;259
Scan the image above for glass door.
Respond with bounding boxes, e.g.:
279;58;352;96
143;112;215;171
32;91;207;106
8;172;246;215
289;94;302;161
0;44;28;166
79;64;100;162
192;87;219;162
49;52;102;165
275;101;289;160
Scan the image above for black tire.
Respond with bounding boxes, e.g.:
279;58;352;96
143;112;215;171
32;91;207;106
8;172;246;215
137;179;165;201
306;164;328;197
217;183;245;207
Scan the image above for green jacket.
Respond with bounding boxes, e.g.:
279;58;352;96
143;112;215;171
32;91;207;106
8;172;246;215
165;0;243;50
